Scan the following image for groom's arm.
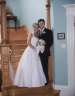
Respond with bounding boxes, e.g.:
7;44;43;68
46;29;53;48
49;30;53;47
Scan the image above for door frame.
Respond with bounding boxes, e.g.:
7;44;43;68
63;4;75;96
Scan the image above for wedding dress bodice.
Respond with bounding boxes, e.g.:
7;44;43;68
31;35;39;47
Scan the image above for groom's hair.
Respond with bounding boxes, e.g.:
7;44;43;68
38;19;45;23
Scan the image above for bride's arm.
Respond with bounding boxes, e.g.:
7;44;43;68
27;33;36;50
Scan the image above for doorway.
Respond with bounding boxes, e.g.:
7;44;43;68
63;4;75;96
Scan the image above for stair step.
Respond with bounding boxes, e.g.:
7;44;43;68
7;86;61;96
12;62;18;70
7;30;27;34
26;90;60;96
19;25;27;31
11;44;27;50
11;55;21;63
12;49;25;56
7;27;25;32
7;26;28;32
7;27;19;32
7;33;27;36
7;35;28;40
9;40;27;44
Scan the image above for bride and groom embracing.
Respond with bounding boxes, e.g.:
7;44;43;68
13;19;53;87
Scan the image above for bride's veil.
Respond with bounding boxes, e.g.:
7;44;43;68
10;61;15;83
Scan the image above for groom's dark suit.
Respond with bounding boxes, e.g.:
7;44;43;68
38;28;53;84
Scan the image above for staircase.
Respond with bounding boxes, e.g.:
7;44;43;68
1;26;61;96
7;26;28;73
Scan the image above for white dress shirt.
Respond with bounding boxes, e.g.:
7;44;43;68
39;27;45;36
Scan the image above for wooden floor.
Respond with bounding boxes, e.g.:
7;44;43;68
0;92;2;96
0;69;2;92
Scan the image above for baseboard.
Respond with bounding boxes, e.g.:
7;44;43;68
53;84;74;96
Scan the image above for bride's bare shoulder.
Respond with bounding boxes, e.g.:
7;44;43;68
28;32;33;36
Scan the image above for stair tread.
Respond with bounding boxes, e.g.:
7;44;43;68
7;88;60;96
11;55;21;57
8;36;27;40
7;30;27;31
11;44;27;45
12;62;19;64
12;49;25;51
9;40;27;44
9;40;27;41
7;30;25;33
29;89;60;95
7;34;28;36
11;45;27;50
42;89;60;95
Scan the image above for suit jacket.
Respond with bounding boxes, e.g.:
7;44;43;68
38;28;53;56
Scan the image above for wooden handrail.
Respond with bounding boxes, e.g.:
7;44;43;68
0;0;8;44
45;0;51;29
45;0;53;81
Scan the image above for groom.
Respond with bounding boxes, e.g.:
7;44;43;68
38;19;53;85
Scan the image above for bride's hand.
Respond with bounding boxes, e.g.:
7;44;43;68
36;46;41;54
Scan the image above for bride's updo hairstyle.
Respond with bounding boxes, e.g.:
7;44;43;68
32;23;39;28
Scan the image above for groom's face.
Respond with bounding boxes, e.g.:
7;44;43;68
38;21;45;29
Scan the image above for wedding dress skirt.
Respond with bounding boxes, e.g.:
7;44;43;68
13;35;46;87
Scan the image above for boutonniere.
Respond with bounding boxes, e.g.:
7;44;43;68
43;31;46;34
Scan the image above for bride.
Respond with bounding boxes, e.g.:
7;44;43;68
13;23;46;87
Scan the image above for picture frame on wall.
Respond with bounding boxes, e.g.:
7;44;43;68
57;33;65;40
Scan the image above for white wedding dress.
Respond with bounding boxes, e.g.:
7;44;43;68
13;34;46;87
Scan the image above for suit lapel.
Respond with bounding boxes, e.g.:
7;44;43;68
43;28;46;32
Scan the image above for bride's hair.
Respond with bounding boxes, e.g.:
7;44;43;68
32;23;39;28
